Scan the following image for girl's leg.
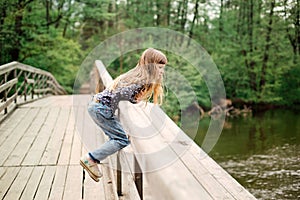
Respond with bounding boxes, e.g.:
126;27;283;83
87;102;130;163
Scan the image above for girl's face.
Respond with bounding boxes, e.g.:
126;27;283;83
157;64;165;81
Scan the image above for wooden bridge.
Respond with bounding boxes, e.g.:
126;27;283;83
0;61;257;200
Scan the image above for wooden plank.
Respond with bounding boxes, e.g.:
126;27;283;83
181;150;235;199
0;78;18;93
57;107;76;165
22;107;60;166
57;110;76;165
25;78;35;84
69;130;82;165
40;107;70;165
194;145;256;200
63;165;82;200
0;108;39;165
16;62;51;76
4;108;49;166
145;159;213;200
34;88;53;94
0;108;29;143
0;167;21;199
69;106;84;165
3;166;34;200
0;62;17;75
101;160;118;200
19;166;44;200
48;165;68;200
57;132;74;165
34;166;56;199
20;95;53;108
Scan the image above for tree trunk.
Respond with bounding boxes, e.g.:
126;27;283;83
219;0;224;41
166;0;171;26
284;0;300;63
181;0;188;31
156;0;160;26
248;0;256;91
188;0;199;45
248;0;254;53
260;0;275;92
0;1;7;63
0;1;6;27
296;0;300;57
46;0;50;31
55;0;64;28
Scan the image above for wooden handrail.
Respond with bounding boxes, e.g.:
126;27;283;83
92;60;257;200
0;61;67;122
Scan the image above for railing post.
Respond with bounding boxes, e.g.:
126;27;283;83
117;152;122;196
134;156;143;200
4;73;7;114
24;73;28;102
36;74;41;98
82;169;85;199
14;69;17;104
31;74;34;100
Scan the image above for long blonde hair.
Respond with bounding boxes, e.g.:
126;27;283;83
109;48;167;104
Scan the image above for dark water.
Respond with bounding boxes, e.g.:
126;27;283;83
194;109;300;200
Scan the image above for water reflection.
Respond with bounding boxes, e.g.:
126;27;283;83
193;109;300;200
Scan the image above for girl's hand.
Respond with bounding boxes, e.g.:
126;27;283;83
135;90;146;103
135;94;144;103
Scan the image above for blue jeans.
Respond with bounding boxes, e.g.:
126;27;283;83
87;101;130;163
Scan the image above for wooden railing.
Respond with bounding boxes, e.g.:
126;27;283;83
91;60;257;200
0;61;67;121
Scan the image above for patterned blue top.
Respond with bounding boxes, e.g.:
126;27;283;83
94;84;143;113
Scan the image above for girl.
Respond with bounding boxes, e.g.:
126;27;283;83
80;48;167;182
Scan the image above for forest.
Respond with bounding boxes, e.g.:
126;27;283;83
1;0;299;115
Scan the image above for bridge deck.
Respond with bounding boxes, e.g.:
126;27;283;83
0;94;257;200
0;95;117;200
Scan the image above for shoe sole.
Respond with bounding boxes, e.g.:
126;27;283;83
80;160;101;182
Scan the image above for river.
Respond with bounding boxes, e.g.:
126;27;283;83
194;109;300;200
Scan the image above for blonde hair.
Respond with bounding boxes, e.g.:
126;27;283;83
109;48;167;104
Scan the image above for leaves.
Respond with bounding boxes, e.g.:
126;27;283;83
0;0;299;113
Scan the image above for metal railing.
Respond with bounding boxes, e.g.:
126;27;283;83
0;61;67;121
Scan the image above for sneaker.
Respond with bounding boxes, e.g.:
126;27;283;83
80;154;103;182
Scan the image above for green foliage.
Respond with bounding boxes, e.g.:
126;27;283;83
23;32;82;92
1;0;299;117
